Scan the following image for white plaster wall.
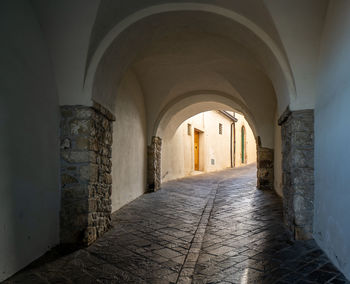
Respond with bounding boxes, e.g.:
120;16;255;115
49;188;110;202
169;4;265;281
32;0;100;106
234;113;257;167
314;1;350;279
204;112;232;172
162;111;256;182
162;126;187;182
162;112;204;181
162;111;231;182
0;1;60;281
111;70;147;212
264;0;328;112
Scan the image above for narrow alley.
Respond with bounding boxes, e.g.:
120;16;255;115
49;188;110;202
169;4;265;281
5;165;347;284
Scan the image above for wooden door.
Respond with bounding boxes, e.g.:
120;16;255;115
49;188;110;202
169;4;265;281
194;130;199;170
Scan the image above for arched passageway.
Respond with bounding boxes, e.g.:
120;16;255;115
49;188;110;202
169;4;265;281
57;5;314;249
5;0;350;281
148;95;260;190
4;1;350;281
160;109;257;181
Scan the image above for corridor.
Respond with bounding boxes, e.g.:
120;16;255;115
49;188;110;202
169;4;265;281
5;165;347;284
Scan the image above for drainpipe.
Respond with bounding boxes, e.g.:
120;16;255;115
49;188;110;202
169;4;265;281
230;123;234;168
231;122;236;168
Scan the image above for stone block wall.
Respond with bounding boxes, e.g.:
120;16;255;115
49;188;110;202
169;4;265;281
60;103;115;246
147;136;162;192
257;146;274;190
279;108;314;240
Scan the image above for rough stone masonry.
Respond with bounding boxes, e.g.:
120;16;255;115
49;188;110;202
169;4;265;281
257;145;274;190
60;102;115;246
147;136;162;192
279;107;314;240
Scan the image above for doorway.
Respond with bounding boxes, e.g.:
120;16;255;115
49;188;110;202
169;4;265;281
194;129;200;170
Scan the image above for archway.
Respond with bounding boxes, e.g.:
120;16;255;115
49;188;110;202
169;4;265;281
84;3;296;112
148;94;272;192
2;1;338;280
58;5;308;246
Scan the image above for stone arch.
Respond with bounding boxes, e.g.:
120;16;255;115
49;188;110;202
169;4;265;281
147;91;273;192
71;2;287;245
153;91;258;143
84;3;295;112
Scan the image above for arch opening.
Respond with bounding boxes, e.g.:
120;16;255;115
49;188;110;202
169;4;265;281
148;95;268;190
154;92;259;144
86;8;281;212
70;5;283;245
161;109;257;184
85;4;295;114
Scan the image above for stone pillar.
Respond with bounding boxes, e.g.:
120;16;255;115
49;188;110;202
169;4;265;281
147;136;162;192
257;146;274;190
60;103;115;246
278;108;314;240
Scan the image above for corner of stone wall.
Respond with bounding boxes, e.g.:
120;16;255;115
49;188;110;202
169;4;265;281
279;107;314;240
257;145;274;190
147;136;162;192
60;102;115;246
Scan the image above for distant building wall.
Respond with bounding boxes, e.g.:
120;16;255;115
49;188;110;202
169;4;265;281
162;111;256;182
234;113;257;167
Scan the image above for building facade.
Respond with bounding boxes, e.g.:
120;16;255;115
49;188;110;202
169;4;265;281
162;111;256;182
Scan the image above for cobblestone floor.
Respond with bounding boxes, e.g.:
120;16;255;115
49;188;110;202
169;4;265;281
4;164;349;283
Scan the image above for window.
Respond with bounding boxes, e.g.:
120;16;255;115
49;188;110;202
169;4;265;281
219;123;223;135
187;124;192;135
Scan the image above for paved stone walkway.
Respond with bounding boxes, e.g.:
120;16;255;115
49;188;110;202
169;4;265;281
4;165;349;283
